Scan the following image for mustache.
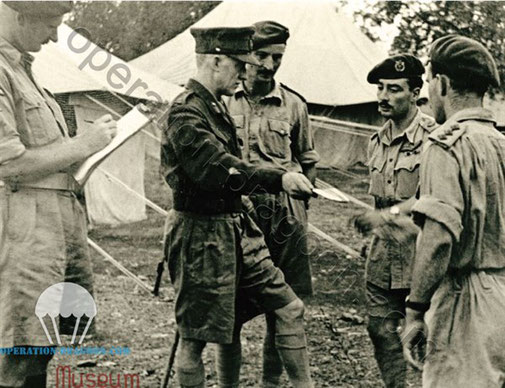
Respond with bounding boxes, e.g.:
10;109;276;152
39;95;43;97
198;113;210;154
379;102;392;108
258;69;274;76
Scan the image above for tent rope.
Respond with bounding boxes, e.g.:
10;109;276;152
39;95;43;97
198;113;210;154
87;238;152;293
81;94;367;280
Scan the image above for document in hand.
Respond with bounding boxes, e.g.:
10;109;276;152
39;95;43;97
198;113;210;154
73;106;152;185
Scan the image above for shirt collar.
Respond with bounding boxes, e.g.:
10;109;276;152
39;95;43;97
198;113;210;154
0;37;23;66
187;78;223;108
234;80;283;103
186;78;232;119
446;107;496;125
377;108;423;145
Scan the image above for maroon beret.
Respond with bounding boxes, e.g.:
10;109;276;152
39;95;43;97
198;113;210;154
367;54;424;84
429;34;500;87
252;21;290;50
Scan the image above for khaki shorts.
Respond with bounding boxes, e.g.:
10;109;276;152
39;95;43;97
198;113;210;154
165;210;297;344
366;282;409;319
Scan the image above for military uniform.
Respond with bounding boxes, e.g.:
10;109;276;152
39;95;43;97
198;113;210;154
227;81;319;296
361;54;433;388
162;78;299;344
412;108;505;387
0;3;92;385
366;109;436;316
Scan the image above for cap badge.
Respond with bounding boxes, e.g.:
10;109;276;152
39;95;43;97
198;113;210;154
395;60;406;72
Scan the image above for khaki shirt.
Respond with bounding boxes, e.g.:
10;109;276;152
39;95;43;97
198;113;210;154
226;82;319;172
368;109;437;205
0;38;68;164
413;108;505;271
0;38;92;347
366;109;437;289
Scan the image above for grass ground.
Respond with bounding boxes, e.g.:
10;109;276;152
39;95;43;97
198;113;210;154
47;158;422;387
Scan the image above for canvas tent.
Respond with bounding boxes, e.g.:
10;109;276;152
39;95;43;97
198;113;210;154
130;0;387;169
33;24;183;225
131;1;386;106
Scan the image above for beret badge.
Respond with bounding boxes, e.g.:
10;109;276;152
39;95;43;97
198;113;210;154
395;60;406;72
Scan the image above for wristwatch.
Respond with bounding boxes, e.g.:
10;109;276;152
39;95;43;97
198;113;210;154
405;295;430;312
389;205;400;216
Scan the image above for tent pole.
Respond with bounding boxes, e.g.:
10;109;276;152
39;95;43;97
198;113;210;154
97;167;168;217
87;238;152;293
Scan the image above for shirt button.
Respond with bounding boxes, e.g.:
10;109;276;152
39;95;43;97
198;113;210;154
389;158;393;162
387;180;392;184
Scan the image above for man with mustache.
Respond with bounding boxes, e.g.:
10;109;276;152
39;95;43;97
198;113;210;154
226;21;319;387
402;35;505;387
359;54;436;388
162;26;314;388
0;2;117;387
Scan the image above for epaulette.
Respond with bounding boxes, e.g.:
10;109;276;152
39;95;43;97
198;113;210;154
428;122;467;148
419;115;438;133
280;83;306;103
172;89;195;106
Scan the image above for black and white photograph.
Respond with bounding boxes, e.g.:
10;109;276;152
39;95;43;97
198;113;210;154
0;1;504;387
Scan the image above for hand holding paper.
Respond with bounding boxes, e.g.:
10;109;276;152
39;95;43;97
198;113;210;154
73;106;152;185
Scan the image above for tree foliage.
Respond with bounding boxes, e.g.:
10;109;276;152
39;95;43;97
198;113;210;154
67;1;220;61
356;1;505;91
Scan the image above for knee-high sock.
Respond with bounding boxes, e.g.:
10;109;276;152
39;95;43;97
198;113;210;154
176;360;205;388
176;339;206;388
367;317;406;388
262;314;283;387
274;300;313;388
215;340;242;388
275;333;312;388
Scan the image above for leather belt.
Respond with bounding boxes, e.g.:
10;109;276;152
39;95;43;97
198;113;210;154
6;173;79;192
173;194;242;215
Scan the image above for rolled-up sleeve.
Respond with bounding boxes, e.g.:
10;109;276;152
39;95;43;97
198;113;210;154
412;143;464;241
0;74;25;164
293;102;319;165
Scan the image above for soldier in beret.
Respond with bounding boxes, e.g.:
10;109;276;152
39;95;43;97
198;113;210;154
225;20;319;387
0;2;117;387
402;35;505;387
353;54;437;388
162;26;313;387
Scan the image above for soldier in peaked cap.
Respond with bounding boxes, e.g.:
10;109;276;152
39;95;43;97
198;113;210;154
402;35;505;387
353;53;437;388
225;20;319;387
0;2;117;387
162;26;314;387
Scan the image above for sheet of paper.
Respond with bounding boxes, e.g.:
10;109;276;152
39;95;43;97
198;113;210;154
73;106;151;185
313;187;349;202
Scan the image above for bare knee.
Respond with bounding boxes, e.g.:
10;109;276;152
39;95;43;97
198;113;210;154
178;338;206;368
274;298;305;324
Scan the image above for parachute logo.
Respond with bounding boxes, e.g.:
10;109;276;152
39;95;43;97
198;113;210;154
35;282;97;345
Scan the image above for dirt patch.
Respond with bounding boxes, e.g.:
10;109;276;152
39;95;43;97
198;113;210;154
47;160;422;387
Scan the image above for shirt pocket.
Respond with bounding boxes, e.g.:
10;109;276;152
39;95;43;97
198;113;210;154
21;94;62;147
187;218;236;291
231;114;246;148
394;149;421;199
260;119;291;159
368;153;387;196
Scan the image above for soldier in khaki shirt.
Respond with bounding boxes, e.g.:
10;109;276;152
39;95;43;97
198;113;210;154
355;55;436;388
402;35;505;388
0;3;116;386
226;21;319;387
